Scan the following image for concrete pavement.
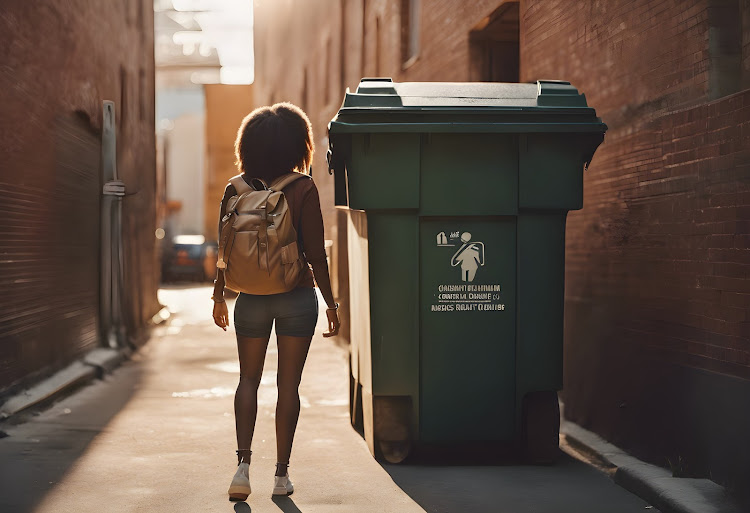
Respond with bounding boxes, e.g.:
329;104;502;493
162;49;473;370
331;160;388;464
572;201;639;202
0;285;658;512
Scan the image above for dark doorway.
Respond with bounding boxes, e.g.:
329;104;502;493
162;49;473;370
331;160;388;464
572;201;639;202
469;2;519;82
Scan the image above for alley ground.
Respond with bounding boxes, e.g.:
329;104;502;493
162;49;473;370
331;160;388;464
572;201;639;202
0;285;658;513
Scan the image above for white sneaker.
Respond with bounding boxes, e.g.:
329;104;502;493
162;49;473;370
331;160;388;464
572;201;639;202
272;473;294;496
228;462;251;501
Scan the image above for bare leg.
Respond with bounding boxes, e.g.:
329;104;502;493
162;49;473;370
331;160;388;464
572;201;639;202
275;334;313;475
235;335;270;463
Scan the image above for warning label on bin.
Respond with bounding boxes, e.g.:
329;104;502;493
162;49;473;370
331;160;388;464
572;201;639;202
429;231;506;313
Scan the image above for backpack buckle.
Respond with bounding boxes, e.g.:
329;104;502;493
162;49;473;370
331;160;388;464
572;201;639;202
222;208;237;223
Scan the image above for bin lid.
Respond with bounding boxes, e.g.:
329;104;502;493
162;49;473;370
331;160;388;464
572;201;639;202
329;78;607;134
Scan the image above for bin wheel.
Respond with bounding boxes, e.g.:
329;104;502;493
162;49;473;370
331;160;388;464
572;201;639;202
348;353;363;432
522;391;561;464
377;439;411;464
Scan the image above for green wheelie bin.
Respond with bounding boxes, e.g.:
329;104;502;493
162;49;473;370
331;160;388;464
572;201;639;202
327;79;607;463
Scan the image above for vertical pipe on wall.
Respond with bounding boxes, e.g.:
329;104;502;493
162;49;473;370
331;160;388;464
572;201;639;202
101;101;127;348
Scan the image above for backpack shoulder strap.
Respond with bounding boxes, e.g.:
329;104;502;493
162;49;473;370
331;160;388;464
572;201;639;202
269;172;307;192
229;174;253;195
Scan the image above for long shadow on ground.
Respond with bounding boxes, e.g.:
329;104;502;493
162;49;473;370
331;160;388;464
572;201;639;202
381;452;658;513
0;361;143;513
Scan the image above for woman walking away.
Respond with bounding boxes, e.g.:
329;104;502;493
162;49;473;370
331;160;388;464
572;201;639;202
211;103;340;501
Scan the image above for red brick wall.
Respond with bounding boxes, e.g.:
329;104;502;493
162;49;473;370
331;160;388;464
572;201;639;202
561;94;750;374
0;0;158;391
521;0;749;376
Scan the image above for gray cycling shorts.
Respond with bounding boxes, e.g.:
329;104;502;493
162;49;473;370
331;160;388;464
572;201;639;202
234;287;318;338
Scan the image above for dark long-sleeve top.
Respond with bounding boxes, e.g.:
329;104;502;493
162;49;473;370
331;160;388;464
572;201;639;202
213;172;336;308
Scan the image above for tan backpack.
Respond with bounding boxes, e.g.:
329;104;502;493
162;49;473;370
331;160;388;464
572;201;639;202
217;172;307;294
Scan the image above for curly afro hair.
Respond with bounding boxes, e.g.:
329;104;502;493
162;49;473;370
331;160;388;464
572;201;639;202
234;102;314;182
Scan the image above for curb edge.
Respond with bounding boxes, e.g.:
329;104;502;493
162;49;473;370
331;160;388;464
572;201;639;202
561;420;743;513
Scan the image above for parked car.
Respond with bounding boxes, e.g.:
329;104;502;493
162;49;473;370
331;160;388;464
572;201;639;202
162;235;214;283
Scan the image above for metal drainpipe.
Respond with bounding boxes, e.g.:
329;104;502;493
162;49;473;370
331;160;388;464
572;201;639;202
101;101;126;348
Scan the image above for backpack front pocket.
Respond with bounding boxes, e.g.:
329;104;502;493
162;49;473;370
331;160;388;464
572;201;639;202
227;230;259;271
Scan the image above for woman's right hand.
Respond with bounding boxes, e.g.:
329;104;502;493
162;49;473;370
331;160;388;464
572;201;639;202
213;301;229;331
323;306;340;337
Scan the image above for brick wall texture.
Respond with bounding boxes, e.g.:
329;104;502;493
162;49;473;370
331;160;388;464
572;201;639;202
254;0;750;494
521;1;749;376
0;1;158;391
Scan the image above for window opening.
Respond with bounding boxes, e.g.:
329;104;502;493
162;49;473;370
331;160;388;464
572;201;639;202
375;15;382;76
302;68;309;111
119;66;128;128
139;68;147;122
708;0;742;99
469;2;520;82
325;37;332;105
401;0;420;67
361;0;367;77
340;0;347;92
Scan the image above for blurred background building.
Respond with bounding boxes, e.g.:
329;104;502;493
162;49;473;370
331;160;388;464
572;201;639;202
0;1;158;394
154;0;254;282
253;0;750;497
